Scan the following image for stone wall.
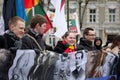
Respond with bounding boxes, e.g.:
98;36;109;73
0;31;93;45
0;0;3;16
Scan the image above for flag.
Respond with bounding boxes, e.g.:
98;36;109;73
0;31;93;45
2;0;15;30
24;0;52;32
51;0;68;38
68;13;81;35
2;0;52;32
24;0;34;26
16;0;27;20
74;13;81;34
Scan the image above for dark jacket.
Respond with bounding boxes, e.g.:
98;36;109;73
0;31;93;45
21;28;53;51
0;30;22;49
77;37;96;51
54;41;67;53
0;35;6;48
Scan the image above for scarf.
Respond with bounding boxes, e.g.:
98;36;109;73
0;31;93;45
62;40;75;54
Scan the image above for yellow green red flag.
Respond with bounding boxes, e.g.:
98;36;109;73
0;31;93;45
24;0;52;32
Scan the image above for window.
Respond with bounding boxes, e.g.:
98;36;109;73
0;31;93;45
49;35;56;46
89;9;96;22
69;8;76;13
109;9;116;22
49;35;52;44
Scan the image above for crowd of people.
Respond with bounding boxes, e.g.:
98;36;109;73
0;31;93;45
0;14;120;80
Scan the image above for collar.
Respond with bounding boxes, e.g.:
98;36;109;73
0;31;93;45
27;28;43;38
5;30;19;40
80;37;92;45
30;28;39;37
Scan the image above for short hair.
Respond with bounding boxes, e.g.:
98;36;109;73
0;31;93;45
30;14;47;28
8;16;24;27
83;27;94;35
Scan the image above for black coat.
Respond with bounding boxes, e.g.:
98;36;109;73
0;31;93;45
54;41;67;53
21;28;53;51
77;38;96;51
0;30;21;49
0;35;6;48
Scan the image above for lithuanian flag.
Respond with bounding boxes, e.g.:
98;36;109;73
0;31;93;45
24;0;52;32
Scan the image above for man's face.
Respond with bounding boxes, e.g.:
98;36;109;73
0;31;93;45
37;23;46;34
11;20;25;38
85;30;95;42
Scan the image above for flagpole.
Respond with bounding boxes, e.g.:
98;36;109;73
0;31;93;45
32;7;35;16
67;0;69;30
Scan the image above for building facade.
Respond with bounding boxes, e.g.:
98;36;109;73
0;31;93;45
69;0;120;44
0;0;3;16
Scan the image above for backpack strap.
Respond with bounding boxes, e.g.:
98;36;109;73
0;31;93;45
25;34;45;54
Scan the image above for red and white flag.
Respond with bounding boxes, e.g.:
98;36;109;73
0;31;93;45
51;0;67;38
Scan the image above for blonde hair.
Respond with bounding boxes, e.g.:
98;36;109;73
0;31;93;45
8;16;24;27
